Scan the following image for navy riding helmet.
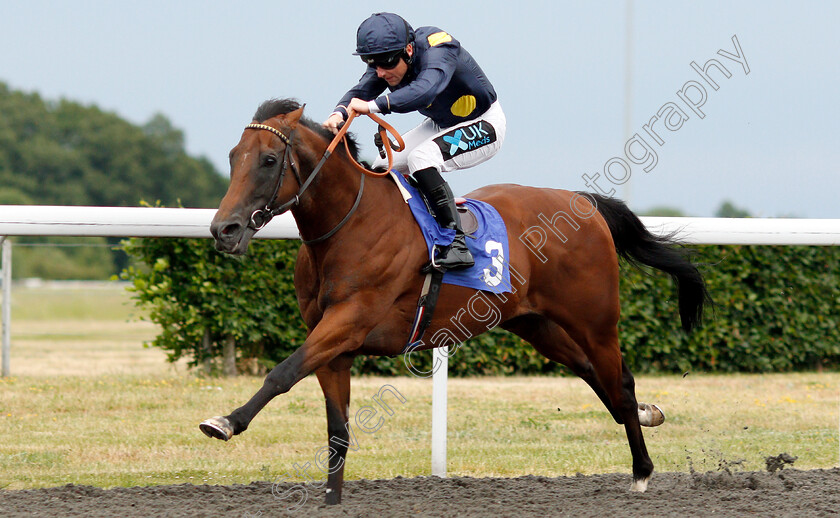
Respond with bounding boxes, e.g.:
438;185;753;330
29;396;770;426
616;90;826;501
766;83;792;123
353;12;415;57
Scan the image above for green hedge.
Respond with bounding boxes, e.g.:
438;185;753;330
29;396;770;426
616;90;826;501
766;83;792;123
122;239;840;375
618;245;839;373
121;238;307;372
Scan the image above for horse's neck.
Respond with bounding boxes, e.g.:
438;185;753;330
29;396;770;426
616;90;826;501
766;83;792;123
291;158;401;247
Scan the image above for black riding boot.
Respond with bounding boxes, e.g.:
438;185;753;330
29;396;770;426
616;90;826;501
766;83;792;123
412;167;475;272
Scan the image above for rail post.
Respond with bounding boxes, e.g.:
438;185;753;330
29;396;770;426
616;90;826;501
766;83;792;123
1;237;11;377
431;345;448;477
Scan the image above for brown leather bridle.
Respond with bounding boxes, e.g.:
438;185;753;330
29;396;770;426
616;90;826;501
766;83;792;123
244;110;405;245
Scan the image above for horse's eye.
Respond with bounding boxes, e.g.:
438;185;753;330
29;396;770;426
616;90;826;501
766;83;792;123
263;155;277;167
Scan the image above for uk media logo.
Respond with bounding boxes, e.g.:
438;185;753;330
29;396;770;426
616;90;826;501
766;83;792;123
435;121;497;160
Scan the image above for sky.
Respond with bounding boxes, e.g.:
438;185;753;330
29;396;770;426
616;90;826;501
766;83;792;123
1;1;837;217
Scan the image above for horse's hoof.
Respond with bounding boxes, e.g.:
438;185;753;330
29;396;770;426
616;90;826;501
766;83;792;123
630;475;650;492
638;403;665;427
325;488;341;505
199;416;234;441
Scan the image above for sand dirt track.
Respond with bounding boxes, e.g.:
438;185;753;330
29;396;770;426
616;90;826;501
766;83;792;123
1;468;838;517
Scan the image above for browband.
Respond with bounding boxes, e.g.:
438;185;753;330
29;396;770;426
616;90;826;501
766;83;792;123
245;123;291;144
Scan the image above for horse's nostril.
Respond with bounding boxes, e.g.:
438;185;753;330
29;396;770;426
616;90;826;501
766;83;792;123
222;223;240;236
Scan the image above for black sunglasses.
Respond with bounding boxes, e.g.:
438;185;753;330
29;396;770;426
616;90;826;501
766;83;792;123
361;50;403;70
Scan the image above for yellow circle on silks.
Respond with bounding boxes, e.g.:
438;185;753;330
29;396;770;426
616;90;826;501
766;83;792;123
450;95;477;117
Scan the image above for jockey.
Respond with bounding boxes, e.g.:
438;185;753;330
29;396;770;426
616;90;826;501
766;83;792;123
324;12;506;272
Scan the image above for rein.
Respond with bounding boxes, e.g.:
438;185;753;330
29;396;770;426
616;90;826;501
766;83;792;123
245;112;405;246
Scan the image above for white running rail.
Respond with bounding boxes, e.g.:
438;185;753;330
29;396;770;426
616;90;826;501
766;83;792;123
1;205;839;478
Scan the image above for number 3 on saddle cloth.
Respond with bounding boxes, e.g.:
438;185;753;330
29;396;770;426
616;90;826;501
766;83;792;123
389;172;512;354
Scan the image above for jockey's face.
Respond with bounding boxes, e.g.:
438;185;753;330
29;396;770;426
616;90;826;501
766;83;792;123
375;44;413;86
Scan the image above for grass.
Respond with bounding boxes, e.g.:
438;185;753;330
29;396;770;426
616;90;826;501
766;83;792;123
11;282;143;321
4;282;185;376
0;283;837;490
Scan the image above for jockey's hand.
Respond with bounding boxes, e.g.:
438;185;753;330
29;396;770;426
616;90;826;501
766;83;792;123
323;112;345;135
347;97;371;116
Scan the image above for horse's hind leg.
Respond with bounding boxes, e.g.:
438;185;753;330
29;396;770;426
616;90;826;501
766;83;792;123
566;324;654;491
503;315;663;428
502;315;622;423
505;314;654;491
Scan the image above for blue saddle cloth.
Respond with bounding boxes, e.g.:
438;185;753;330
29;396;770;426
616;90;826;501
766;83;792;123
394;173;511;295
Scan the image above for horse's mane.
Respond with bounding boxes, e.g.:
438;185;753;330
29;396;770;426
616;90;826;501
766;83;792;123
253;98;361;162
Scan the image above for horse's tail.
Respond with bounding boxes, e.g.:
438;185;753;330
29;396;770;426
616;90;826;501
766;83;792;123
582;192;711;332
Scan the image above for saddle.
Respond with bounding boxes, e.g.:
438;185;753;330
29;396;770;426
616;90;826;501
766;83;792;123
455;200;479;235
390;173;511;354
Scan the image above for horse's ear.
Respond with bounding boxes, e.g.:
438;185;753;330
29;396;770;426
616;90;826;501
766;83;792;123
285;104;306;129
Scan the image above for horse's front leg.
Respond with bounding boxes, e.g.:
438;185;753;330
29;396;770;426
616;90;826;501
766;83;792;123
199;301;378;440
200;346;308;439
314;358;353;505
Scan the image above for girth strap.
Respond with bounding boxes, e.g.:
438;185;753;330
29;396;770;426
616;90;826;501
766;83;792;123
401;270;445;354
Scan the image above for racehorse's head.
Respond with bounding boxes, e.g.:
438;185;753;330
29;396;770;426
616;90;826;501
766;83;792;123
211;101;306;255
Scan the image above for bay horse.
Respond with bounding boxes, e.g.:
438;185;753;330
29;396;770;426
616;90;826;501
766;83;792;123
202;99;709;504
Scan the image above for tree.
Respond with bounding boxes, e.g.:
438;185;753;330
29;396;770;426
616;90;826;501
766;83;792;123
0;81;226;209
715;200;751;218
0;82;229;279
641;206;687;217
